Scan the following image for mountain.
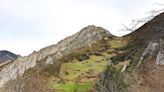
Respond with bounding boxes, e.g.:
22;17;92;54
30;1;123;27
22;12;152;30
0;12;164;92
96;12;164;92
0;25;114;92
0;50;17;63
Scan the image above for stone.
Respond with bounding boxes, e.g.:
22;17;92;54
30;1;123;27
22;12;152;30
156;51;164;65
156;39;164;65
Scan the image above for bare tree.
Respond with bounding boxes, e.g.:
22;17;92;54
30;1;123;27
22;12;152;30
120;7;164;32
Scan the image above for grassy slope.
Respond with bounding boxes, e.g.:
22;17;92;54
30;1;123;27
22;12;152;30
50;37;129;92
0;37;131;92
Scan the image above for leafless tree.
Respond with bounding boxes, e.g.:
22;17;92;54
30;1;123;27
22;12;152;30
121;7;164;32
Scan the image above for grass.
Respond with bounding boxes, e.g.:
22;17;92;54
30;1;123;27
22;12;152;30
50;37;130;91
59;55;110;81
52;52;113;91
113;60;131;71
53;82;93;92
108;37;129;49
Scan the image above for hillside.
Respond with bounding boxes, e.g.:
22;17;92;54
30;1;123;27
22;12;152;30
0;25;114;92
0;12;164;92
97;12;164;92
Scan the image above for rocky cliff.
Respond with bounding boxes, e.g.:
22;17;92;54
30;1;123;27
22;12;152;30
0;25;113;89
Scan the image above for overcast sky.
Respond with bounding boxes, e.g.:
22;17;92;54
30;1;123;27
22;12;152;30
0;0;164;56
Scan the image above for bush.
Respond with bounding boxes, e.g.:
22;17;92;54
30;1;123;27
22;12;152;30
96;65;127;92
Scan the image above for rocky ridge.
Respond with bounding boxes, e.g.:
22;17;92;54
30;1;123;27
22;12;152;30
0;25;113;87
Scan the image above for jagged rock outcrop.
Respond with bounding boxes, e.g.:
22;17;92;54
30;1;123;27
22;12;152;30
137;40;160;67
0;25;113;88
156;39;164;65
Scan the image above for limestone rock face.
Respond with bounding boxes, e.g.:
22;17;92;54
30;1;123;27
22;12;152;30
156;51;164;65
156;39;164;65
0;25;112;87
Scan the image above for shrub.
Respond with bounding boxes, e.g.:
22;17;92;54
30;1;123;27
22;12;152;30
96;65;127;92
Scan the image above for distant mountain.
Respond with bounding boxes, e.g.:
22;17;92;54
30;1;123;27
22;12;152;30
0;50;18;63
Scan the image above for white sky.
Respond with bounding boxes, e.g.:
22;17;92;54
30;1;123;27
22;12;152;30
0;0;164;56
